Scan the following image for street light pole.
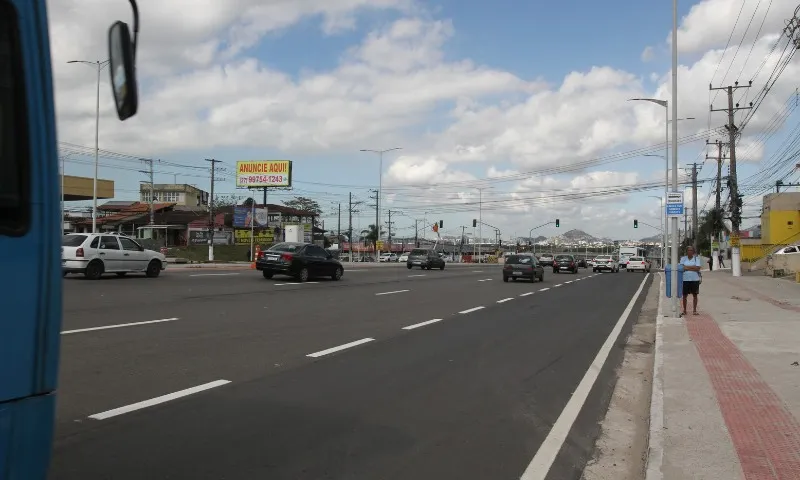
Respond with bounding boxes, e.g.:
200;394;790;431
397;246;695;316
68;59;110;233
671;0;680;316
360;147;401;260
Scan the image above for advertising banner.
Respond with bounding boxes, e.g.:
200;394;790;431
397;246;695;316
188;229;232;245
233;206;270;228
234;229;276;245
236;160;292;188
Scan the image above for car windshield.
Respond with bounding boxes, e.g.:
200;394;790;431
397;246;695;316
555;255;572;260
410;249;427;255
268;243;304;253
630;257;643;261
596;255;611;260
62;235;87;247
506;255;532;264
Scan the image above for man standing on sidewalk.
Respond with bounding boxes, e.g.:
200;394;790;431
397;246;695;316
680;245;702;316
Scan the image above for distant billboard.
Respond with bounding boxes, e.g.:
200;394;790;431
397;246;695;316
236;160;292;188
234;207;270;228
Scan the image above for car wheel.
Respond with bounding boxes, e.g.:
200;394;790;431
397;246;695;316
84;260;103;280
262;270;274;279
503;276;509;282
539;274;544;282
145;260;162;278
332;267;343;281
439;263;445;270
407;264;412;269
62;271;68;277
297;267;309;282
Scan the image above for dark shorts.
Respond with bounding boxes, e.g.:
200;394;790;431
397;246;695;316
683;281;700;295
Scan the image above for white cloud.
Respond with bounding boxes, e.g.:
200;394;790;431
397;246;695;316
49;0;800;238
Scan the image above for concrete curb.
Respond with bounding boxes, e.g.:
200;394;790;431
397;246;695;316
644;272;666;480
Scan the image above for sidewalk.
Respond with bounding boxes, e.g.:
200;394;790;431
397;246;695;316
647;271;800;479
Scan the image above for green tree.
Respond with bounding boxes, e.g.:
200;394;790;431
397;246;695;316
360;224;382;250
283;196;322;215
212;194;239;208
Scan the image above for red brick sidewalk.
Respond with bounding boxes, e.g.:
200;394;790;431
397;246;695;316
687;312;800;479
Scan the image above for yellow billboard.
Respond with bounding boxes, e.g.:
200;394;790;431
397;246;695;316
236;160;292;188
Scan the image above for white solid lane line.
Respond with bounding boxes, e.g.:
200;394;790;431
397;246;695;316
539;288;550;291
472;270;484;273
408;274;426;277
520;274;650;480
564;280;573;284
62;318;180;335
554;284;563;287
375;289;410;296
88;380;231;420
478;278;493;282
307;338;375;358
459;306;485;314
189;273;241;277
402;319;443;330
497;298;514;303
519;292;535;297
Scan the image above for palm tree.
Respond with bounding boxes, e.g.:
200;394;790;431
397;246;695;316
694;207;730;254
360;224;381;250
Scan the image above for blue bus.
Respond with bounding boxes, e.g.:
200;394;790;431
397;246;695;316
0;1;139;478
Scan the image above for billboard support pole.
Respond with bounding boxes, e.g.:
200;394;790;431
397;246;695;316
250;191;255;262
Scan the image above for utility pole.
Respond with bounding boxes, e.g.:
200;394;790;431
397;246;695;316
348;193;363;263
414;219;421;247
368;189;379;258
683;207;689;245
205;158;221;261
706;140;728;270
386;209;397;251
710;81;752;276
139;158;155;226
337;202;341;242
689;162;699;249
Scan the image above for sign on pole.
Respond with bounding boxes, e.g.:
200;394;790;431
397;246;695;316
236;160;292;188
666;192;684;218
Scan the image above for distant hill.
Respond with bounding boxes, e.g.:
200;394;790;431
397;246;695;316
639;234;663;243
559;229;607;243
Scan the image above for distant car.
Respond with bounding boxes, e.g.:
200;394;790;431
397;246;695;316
502;254;544;283
553;254;578;274
380;253;398;262
577;257;587;268
398;252;410;262
538;254;554;267
62;233;166;279
593;255;619;273
626;256;651;273
256;242;344;282
406;248;445;270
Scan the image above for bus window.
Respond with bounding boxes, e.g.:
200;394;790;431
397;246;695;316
0;0;30;236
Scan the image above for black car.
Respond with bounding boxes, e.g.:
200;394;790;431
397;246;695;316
503;254;544;283
553;254;578;274
256;242;344;282
406;248;445;270
577;257;587;268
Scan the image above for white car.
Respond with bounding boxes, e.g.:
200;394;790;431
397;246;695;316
775;245;800;255
625;256;651;272
62;233;167;279
592;255;619;273
398;252;410;262
379;253;398;262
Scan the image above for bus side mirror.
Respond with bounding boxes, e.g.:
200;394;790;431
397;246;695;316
108;21;138;121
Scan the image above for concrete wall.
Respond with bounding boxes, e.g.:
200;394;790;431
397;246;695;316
766;253;800;276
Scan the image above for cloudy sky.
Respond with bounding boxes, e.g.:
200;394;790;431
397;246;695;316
53;0;800;241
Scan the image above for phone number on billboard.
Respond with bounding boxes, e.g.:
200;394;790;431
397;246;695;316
239;175;285;185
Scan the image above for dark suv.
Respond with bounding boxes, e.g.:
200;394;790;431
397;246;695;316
406;248;445;270
553;254;578;274
503;254;544;283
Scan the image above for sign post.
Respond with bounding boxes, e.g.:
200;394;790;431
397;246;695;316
665;192;684;218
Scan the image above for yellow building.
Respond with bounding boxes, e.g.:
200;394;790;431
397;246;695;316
761;192;800;246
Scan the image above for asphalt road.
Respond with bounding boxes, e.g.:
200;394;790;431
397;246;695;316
52;263;652;480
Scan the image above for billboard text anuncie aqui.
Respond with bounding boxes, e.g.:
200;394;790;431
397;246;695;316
236;160;292;188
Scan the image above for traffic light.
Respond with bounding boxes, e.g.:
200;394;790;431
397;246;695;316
472;219;477;227
439;220;443;228
634;219;639;228
555;218;560;228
